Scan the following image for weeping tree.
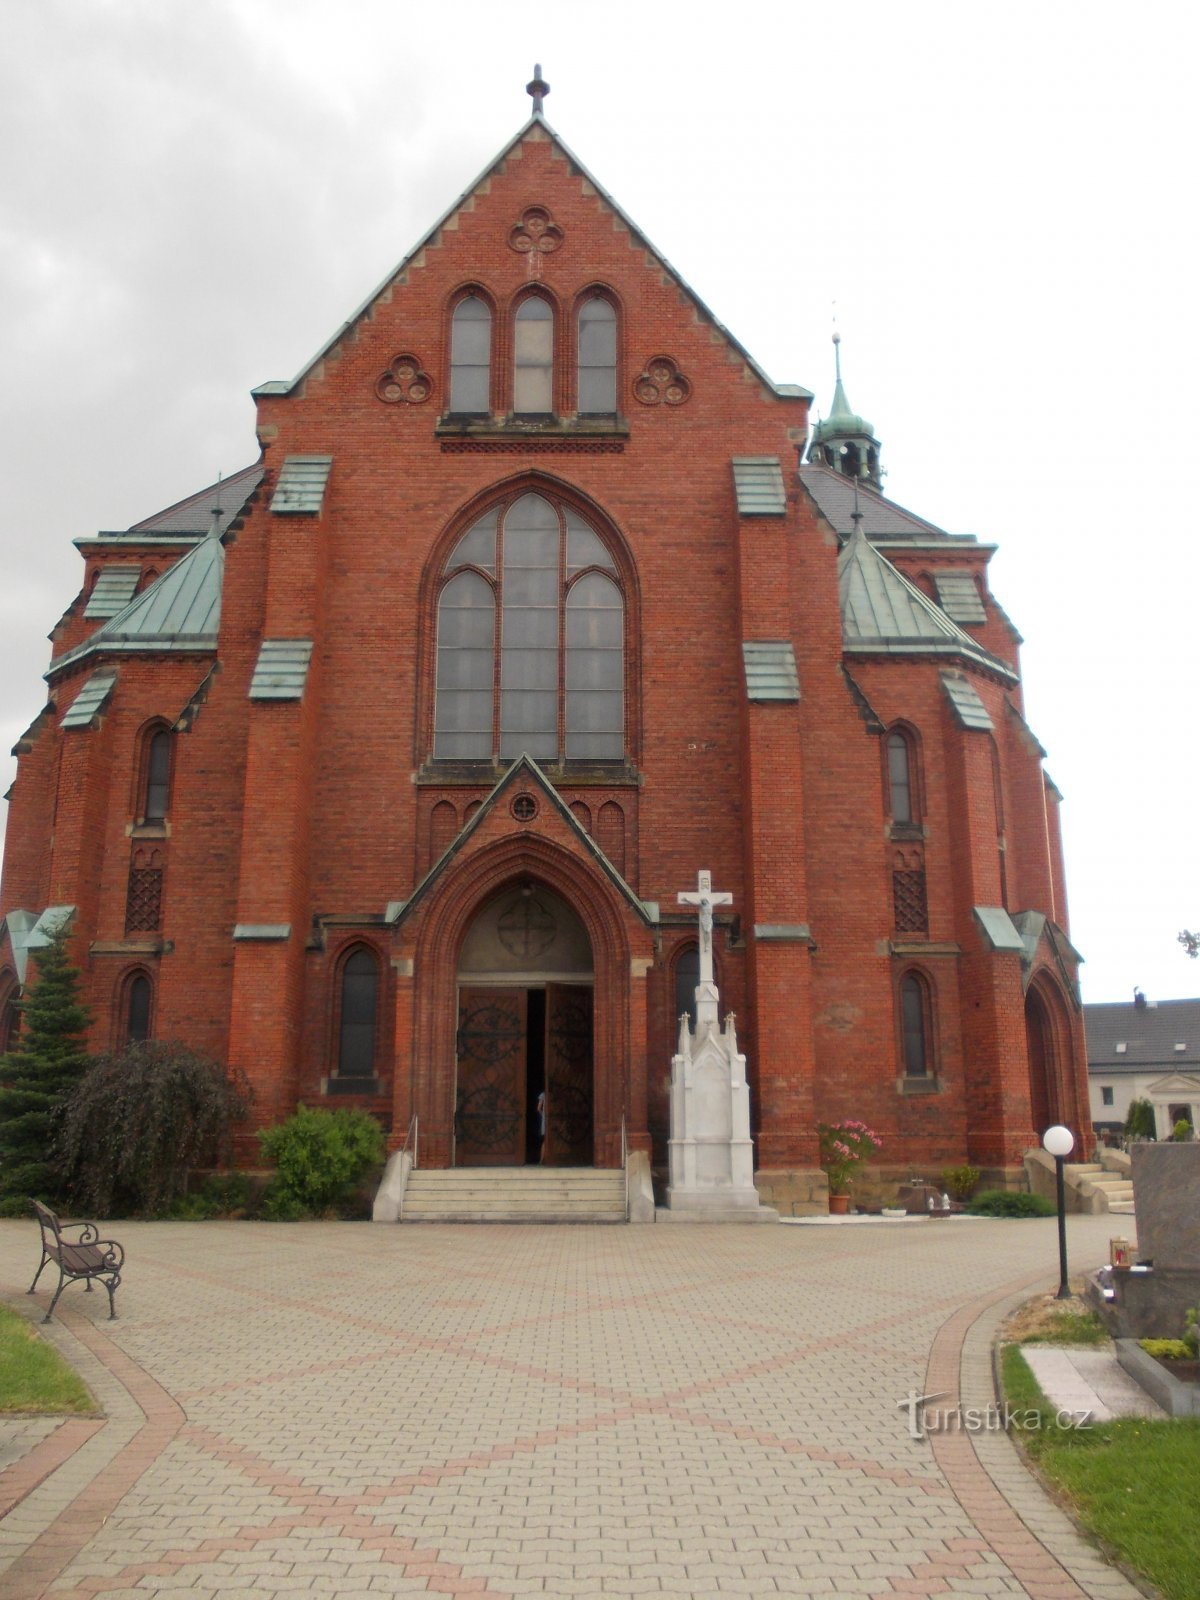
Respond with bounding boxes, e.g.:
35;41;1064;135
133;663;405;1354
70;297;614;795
59;1042;248;1216
0;923;92;1215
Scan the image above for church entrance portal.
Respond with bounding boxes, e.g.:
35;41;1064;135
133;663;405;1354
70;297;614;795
453;885;594;1167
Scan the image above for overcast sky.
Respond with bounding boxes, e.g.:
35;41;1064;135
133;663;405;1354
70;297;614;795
2;0;1197;1005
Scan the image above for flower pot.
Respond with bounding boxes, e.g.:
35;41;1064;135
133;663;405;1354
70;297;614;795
828;1194;850;1215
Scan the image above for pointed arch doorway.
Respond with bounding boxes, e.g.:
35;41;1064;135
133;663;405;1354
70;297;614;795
454;882;594;1167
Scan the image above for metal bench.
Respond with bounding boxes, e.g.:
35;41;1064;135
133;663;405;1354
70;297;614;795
28;1199;124;1323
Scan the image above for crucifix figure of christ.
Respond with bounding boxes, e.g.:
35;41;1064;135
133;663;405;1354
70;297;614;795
678;870;733;1026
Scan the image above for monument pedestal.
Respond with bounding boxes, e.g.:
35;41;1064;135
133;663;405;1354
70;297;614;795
665;971;777;1223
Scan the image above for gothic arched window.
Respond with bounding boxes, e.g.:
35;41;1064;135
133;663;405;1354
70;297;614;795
885;726;918;825
513;296;554;415
674;944;701;1033
449;295;492;415
899;971;933;1079
124;972;152;1045
434;492;625;762
0;973;20;1056
577;297;617;414
337;948;379;1080
141;727;172;823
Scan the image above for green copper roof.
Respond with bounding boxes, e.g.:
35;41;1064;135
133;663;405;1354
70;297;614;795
742;641;801;701
270;456;333;515
812;336;875;443
61;672;117;727
932;570;987;623
941;672;994;730
50;534;224;678
249;640;313;700
83;565;140;619
731;457;787;515
838;525;1016;682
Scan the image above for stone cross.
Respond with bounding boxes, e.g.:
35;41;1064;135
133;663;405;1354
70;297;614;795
678;870;733;987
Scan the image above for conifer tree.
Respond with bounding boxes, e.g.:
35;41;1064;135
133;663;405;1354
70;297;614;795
0;922;92;1214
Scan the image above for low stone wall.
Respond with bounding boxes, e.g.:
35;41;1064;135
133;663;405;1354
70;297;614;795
752;1164;1025;1216
754;1168;828;1217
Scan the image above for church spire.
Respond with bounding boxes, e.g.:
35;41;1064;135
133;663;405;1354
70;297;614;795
526;63;550;117
808;330;882;491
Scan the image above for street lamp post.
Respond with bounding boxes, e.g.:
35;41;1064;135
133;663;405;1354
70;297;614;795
1043;1124;1075;1299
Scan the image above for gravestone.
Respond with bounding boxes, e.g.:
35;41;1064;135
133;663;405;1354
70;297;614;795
1097;1143;1200;1336
664;871;776;1222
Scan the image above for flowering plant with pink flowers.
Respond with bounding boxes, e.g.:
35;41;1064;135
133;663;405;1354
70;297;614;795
818;1119;883;1195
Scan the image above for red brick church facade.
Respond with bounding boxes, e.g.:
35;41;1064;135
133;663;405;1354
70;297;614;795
0;95;1089;1192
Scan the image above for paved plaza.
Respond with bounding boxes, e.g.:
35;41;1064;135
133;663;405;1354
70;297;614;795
0;1212;1142;1599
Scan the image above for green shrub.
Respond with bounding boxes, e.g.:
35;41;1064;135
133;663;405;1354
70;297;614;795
163;1173;253;1220
967;1188;1057;1218
1185;1307;1199;1358
0;922;91;1212
1124;1097;1156;1141
1173;1118;1193;1142
940;1164;981;1201
58;1042;248;1216
1139;1338;1192;1361
258;1107;384;1217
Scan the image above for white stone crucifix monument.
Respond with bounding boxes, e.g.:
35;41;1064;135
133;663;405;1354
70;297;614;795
665;870;776;1220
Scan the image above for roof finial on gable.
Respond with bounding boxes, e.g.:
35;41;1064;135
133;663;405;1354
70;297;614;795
526;63;550;117
208;470;224;540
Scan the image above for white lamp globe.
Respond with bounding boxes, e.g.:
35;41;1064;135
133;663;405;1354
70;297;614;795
1043;1125;1075;1158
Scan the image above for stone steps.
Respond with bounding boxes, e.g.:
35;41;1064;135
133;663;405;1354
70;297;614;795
1063;1162;1134;1213
401;1167;626;1223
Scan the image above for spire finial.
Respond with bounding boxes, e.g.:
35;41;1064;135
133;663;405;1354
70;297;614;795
526;63;550;116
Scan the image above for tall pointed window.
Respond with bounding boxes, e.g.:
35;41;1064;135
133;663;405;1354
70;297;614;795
434;492;625;762
899;972;931;1078
337;948;378;1080
577;297;617;414
513;297;554;414
125;973;152;1045
449;295;491;415
143;729;171;823
886;729;913;823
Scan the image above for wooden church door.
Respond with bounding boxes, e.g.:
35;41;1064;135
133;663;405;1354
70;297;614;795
543;984;594;1166
454;988;527;1166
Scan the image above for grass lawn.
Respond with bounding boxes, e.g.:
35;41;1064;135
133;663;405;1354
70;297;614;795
1003;1345;1200;1600
0;1302;95;1413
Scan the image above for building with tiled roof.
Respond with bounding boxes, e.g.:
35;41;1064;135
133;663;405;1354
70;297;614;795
0;77;1089;1205
1086;995;1200;1139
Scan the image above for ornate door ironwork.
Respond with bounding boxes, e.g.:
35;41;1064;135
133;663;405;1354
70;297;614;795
544;984;594;1166
455;988;527;1166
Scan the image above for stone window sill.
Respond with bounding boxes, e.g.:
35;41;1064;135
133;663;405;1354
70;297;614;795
417;759;640;787
897;1075;940;1095
322;1077;381;1097
435;416;629;440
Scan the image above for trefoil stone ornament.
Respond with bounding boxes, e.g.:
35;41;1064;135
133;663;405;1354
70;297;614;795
508;206;564;254
665;870;776;1221
633;356;691;407
376;355;433;405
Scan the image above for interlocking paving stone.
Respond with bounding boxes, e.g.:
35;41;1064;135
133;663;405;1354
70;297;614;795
0;1214;1147;1598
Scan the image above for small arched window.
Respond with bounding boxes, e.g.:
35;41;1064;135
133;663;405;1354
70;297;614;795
899;972;931;1078
449;295;491;415
434;492;625;763
886;728;915;824
125;973;152;1045
513;296;554;415
338;949;378;1079
0;974;20;1056
674;945;701;1033
142;729;172;823
577;297;616;414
